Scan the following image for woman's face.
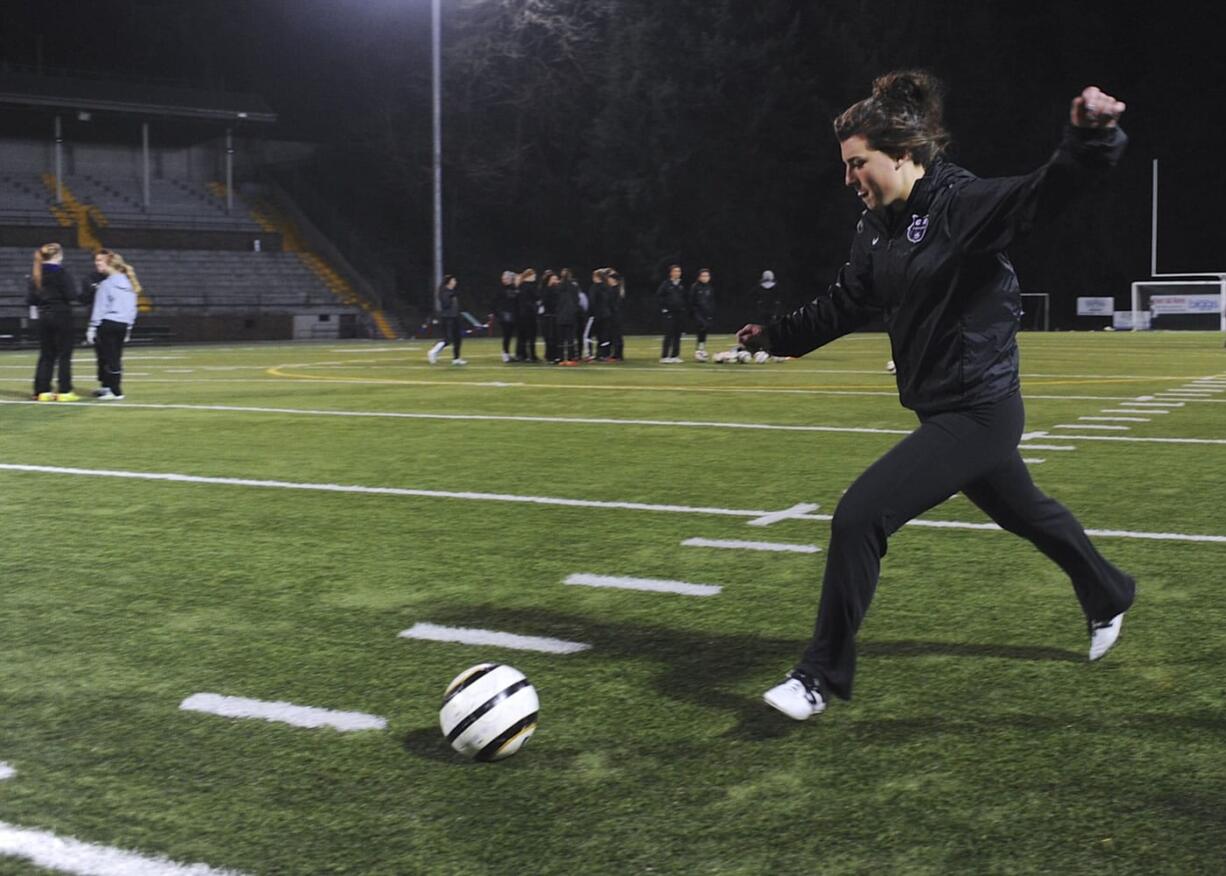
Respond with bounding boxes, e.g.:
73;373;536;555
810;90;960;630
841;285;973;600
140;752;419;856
840;135;906;211
94;254;108;273
698;270;710;284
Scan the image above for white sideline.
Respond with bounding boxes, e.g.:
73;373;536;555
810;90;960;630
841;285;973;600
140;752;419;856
399;623;591;654
1131;401;1184;407
1101;409;1168;415
0;820;241;875
0;762;12;780
179;693;386;732
682;537;821;554
564;573;721;596
1080;416;1150;422
3;463;1225;543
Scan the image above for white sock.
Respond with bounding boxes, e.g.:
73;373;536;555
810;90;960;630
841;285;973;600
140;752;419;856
430;341;445;354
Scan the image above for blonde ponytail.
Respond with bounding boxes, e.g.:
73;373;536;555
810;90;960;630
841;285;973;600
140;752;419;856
32;242;62;290
99;249;143;295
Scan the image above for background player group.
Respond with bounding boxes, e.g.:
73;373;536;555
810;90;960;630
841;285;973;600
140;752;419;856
427;265;785;366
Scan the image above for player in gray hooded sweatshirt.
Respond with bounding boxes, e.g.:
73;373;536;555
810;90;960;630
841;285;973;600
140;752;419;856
88;249;140;400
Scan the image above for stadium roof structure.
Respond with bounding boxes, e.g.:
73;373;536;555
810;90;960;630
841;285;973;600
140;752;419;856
0;69;276;124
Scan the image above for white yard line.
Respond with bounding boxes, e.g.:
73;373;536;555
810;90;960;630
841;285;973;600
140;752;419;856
179;693;386;731
1080;416;1150;422
0;821;242;875
3;463;1223;543
681;537;821;554
1022;458;1046;464
0;400;916;436
0;763;12;781
399;623;591;653
564;573;721;596
1035;435;1226;446
1131;400;1184;407
1052;424;1130;431
1100;409;1168;415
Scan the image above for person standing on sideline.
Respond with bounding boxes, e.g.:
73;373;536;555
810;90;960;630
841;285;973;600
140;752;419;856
514;268;540;362
80;250;109;393
575;278;591;360
753;270;783;325
604;269;626;361
656;264;686;363
427;275;466;365
737;72;1136;721
556;268;580;364
539;270;560;362
585;268;607;361
28;242;78;401
688;268;715;362
87;249;140;400
495;270;517;363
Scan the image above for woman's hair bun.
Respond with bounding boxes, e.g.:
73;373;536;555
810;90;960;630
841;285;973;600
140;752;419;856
872;70;944;120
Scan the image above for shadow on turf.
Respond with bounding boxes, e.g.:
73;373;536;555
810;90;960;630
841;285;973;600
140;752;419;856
410;604;1082;743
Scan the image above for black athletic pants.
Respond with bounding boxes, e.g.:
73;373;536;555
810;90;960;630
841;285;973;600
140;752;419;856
661;313;681;359
693;316;709;347
540;315;558;361
33;309;74;395
97;319;128;396
557;321;576;361
516;315;538;361
798;391;1135;701
499;320;515;356
439;316;462;358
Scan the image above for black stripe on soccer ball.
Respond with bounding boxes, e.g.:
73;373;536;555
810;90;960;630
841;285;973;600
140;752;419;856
445;678;533;744
442;664;501;705
475;712;539;762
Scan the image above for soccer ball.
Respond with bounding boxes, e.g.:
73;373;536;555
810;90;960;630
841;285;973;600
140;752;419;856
440;663;539;761
736;350;752;364
753;350;770;364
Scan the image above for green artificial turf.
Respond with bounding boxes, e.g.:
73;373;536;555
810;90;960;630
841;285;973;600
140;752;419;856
1;332;1223;874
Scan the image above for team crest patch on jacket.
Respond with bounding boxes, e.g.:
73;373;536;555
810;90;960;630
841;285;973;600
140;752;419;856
907;214;929;244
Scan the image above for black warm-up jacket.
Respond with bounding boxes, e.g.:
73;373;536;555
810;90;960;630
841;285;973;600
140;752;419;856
27;264;77;313
767;125;1127;414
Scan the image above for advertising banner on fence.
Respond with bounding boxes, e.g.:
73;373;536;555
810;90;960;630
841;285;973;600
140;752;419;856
1149;294;1221;315
1077;297;1114;316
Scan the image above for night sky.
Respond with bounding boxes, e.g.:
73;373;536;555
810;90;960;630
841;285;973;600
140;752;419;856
2;0;1224;316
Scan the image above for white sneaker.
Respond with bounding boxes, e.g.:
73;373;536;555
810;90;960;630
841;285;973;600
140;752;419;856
97;392;124;401
694;350;709;362
501;352;511;363
92;387;113;398
451;358;467;366
763;670;826;720
1088;613;1125;661
660;357;671;364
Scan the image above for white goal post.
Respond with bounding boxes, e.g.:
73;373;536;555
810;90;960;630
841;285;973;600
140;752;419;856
1131;278;1226;331
1019;292;1050;331
1137;159;1226;330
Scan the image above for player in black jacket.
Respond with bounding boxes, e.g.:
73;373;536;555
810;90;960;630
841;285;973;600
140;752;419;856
28;242;78;401
738;72;1136;720
656;265;686;362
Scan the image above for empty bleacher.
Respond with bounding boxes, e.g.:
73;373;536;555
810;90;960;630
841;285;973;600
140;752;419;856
0;172;260;231
0;247;340;317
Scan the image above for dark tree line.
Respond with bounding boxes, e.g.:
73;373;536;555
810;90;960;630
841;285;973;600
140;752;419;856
326;0;1166;329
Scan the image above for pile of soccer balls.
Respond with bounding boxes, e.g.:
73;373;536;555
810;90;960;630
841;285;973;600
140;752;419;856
712;347;780;364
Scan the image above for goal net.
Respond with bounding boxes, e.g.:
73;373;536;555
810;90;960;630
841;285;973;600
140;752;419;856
1130;279;1226;331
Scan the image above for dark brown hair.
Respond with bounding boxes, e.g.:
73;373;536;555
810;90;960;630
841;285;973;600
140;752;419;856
834;70;951;166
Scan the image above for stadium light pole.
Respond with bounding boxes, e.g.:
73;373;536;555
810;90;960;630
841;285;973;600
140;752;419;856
431;0;443;301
